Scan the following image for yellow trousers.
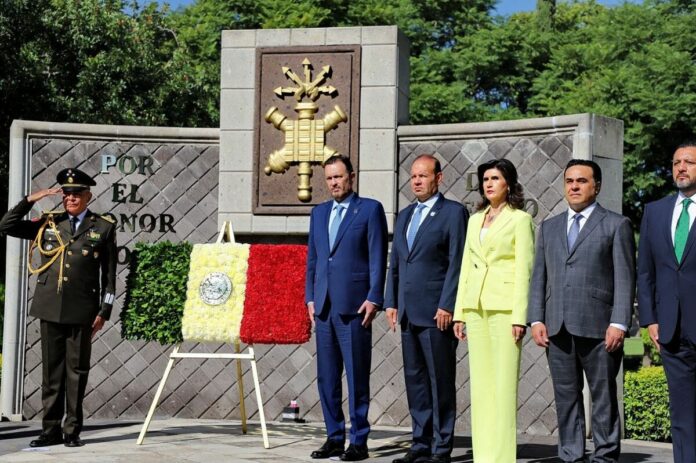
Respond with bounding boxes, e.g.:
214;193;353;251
465;309;521;463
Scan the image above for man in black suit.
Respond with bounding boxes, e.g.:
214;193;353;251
0;168;117;448
384;154;468;463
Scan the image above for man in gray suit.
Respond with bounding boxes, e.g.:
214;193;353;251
528;159;635;463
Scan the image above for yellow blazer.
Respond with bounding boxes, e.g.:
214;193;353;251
453;205;535;325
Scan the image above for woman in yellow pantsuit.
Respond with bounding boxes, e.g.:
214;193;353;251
453;159;535;463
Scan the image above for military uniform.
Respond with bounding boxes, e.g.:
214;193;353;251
0;169;116;446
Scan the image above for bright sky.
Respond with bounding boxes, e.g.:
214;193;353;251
493;0;637;15
159;0;640;15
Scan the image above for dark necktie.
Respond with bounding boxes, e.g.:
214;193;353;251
70;217;78;235
674;198;692;263
567;213;582;250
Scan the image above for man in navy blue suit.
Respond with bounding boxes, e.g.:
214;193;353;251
384;154;468;463
638;141;696;463
305;155;388;461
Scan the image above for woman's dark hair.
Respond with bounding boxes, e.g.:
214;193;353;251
476;158;525;211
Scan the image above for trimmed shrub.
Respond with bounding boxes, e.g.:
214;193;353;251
122;241;192;344
624;366;671;442
640;327;662;366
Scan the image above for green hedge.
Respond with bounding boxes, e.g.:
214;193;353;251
122;241;192;344
640;327;662;366
624;366;671;442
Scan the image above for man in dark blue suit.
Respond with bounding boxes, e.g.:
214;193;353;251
305;155;388;461
384;154;468;463
638;141;696;463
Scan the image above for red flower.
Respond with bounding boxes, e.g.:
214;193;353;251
240;244;311;344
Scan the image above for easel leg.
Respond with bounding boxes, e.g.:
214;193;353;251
249;347;270;449
235;341;248;434
137;344;180;445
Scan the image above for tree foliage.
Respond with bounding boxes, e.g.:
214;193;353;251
528;1;696;220
173;0;696;222
0;0;214;214
1;0;695;227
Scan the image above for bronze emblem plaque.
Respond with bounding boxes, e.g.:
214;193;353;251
253;46;361;214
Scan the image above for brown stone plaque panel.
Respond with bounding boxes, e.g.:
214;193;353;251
253;46;361;214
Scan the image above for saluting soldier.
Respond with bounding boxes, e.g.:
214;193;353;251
0;168;116;448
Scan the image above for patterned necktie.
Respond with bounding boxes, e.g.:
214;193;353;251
674;198;692;263
70;216;78;235
328;205;344;249
407;204;426;251
567;213;582;250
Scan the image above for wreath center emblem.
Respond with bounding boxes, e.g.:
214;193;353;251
199;272;233;306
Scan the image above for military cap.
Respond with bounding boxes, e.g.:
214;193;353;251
56;168;96;192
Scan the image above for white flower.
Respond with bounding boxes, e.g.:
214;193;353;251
181;243;250;343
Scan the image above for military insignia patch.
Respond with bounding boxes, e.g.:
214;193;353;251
89;230;101;241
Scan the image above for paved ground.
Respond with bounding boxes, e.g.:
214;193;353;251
0;419;674;462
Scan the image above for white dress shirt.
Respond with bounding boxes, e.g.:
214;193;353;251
328;193;353;235
406;193;440;236
671;191;696;243
566;202;597;234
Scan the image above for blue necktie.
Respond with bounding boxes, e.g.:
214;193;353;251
567;213;582;250
407;204;426;251
329;205;344;249
70;216;78;235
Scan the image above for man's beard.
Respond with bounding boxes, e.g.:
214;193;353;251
676;179;695;191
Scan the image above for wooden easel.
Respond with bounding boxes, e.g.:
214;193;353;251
136;221;269;448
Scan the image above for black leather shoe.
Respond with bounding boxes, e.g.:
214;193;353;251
425;455;450;463
63;434;84;447
340;444;369;461
29;433;63;447
393;450;430;463
311;439;344;458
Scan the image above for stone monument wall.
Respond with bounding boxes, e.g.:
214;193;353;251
1;25;624;439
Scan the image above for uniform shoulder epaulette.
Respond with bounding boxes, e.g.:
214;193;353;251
99;214;116;224
41;209;64;217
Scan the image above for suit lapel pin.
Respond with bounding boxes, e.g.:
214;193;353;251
430;211;436;217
